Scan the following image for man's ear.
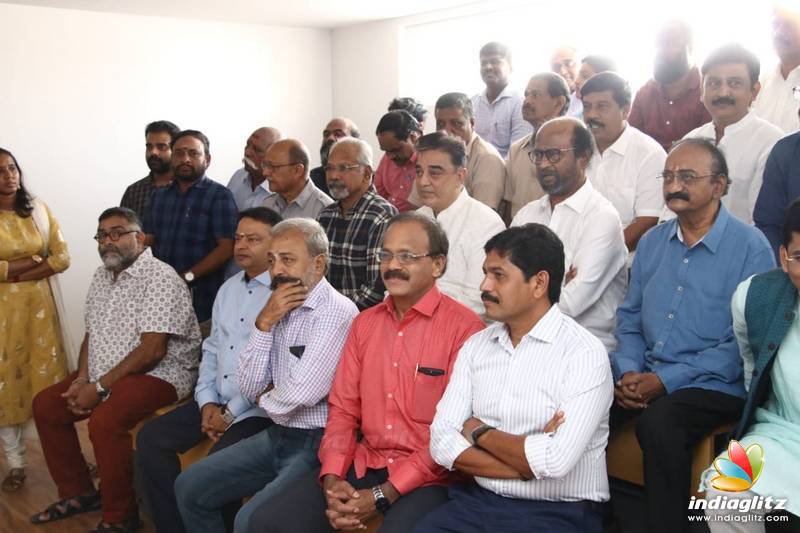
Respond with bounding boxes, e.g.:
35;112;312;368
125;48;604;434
432;255;446;279
529;270;550;300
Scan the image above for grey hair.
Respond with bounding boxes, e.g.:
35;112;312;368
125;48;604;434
271;218;330;264
329;137;373;169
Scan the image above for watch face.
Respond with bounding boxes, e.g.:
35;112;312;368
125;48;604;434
184;272;195;282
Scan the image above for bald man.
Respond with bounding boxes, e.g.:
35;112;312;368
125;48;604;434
262;139;333;219
227;127;283;210
551;46;583;118
309;118;361;196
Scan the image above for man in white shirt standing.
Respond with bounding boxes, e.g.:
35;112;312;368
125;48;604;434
683;43;784;224
583;72;666;253
754;6;800;133
471;42;532;159
415;132;506;318
512;117;627;351
416;223;613;533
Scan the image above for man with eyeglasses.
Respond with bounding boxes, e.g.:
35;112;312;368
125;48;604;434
679;44;783;224
226;127;282;210
143;129;239;323
376;110;423;212
550;46;582;118
609;138;775;533
31;207;201;533
511;117;627;351
136;207;282;533
261;138;333;219
317;138;397;310
244;212;484;533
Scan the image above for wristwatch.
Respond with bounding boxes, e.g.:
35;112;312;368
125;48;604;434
220;404;236;426
470;423;495;448
95;380;110;401
372;485;391;514
183;271;195;283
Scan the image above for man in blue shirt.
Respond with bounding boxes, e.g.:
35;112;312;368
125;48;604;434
136;207;282;533
143;130;239;322
609;138;775;533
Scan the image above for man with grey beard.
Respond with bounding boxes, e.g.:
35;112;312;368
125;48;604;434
31;206;201;533
317;138;398;310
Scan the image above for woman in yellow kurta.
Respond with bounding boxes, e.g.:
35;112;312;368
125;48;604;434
0;148;70;491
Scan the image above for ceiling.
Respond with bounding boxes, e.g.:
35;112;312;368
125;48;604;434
0;0;489;28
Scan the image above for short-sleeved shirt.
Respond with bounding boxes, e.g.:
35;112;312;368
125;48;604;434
261;179;333;220
143;176;239;322
84;248;201;399
120;174;172;221
471;85;532;158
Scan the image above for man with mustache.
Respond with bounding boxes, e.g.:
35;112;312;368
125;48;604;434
31;207;201;533
310;118;360;197
505;72;570;219
582;72;666;254
376;110;423;212
754;6;800;133
511;117;627;351
244;212;484;533
681;44;783;224
262;139;334;219
120;120;180;220
317;138;398;310
415;132;505;317
609;138;775;533
226;127;282;210
471;42;532;159
136;207;282;533
143;130;239;323
628;21;710;151
175;218;358;533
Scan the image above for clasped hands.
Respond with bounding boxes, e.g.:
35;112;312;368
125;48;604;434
322;475;397;531
61;379;100;416
614;371;665;409
200;403;229;442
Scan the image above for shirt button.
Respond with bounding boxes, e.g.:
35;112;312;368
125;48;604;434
387;424;392;430
248;290;252;294
666;120;671;125
230;345;234;350
683;258;689;264
388;458;394;464
398;331;403;337
240;318;244;322
667;313;674;320
677;286;683;292
388;393;393;399
393;362;398;368
669;100;674;105
223;374;228;379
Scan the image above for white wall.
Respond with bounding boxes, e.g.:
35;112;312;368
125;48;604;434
0;3;332;353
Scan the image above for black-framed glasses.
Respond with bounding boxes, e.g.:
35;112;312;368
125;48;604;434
260;161;299;172
530;147;576;164
94;229;138;242
377;250;435;264
656;171;719;187
324;163;362;173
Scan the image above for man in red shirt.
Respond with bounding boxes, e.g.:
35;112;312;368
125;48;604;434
246;212;485;533
375;111;423;212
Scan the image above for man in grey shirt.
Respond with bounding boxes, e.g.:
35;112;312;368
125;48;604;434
261;139;333;219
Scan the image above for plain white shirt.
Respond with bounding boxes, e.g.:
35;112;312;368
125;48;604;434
418;188;506;318
429;305;613;502
512;180;627;350
586;124;666;227
754;64;800;134
683;111;784;224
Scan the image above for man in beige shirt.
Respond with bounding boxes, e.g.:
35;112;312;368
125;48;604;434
435;92;506;211
505;72;571;219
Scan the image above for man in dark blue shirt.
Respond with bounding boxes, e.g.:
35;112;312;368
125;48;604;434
144;130;238;322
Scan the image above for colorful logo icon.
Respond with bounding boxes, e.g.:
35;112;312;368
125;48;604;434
710;440;764;492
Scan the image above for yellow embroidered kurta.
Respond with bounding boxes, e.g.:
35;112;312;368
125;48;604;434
0;204;70;426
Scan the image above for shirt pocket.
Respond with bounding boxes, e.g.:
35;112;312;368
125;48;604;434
410;366;448;424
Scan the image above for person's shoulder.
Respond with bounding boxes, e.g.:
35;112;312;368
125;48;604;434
475;136;504;159
466;195;504;223
364;192;399;217
638;218;674;249
628;126;667;154
438;293;485;325
324;282;360;316
725;214;772;252
558;313;609;364
682;122;712;140
511;196;548;225
750;116;785;142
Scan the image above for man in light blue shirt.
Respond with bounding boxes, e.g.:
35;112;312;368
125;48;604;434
136;206;283;533
609;138;775;533
227;127;282;210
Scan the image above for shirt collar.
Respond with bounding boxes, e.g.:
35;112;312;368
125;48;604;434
388;151;418;170
602;123;633;157
169;175;210;191
669;203;730;254
717;110;756;136
239;269;272;288
435;187;469;220
336;187;378;214
274;179;315;208
553;178;594;215
490;304;562;346
112;247;153;280
481;84;515;103
300;277;331;311
383;285;443;319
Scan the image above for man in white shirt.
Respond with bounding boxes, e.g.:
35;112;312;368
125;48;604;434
551;45;582;118
415;132;506;317
754;6;800;133
582;72;666;252
417;223;613;533
512;117;627;350
683;43;784;224
471;42;532;158
227;127;282;210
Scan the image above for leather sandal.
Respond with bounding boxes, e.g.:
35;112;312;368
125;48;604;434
30;490;101;523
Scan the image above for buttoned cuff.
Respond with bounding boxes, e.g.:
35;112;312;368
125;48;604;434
652;363;690;394
319;454;353;482
610;356;641;383
195;390;220;408
387;460;426;495
225;394;252;418
524;433;552;479
433;432;472;471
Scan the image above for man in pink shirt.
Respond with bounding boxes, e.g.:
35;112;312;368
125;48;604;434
246;212;485;533
375;111;423;212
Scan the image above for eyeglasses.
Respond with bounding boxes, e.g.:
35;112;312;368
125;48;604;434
94;229;138;242
783;250;800;264
376;250;435;264
656;171;719;187
324;163;362;173
260;161;298;172
529;147;576;164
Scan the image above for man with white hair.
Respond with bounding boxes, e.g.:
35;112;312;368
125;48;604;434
317;138;398;310
174;217;359;533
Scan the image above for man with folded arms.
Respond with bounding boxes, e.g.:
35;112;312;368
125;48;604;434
247;212;485;533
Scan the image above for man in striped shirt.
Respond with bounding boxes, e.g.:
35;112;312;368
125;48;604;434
418;224;613;533
174;218;358;533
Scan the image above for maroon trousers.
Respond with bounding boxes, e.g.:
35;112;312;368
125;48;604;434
33;370;177;523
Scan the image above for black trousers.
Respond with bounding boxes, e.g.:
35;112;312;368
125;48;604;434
248;466;450;533
610;387;744;533
136;400;272;533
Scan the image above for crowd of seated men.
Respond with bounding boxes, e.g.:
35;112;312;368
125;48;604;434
3;6;799;533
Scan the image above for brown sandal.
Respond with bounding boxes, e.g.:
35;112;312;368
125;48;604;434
1;468;26;492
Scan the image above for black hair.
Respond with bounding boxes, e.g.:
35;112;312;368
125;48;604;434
701;43;760;85
570;119;597;160
435;92;475;121
145;120;181;142
484;224;565;304
376;110;422;141
580;71;631;107
414;131;467;168
529;72;571;116
388;97;427;124
387;212;450;268
239;207;283;228
98;206;142;229
669;138;730;195
171;129;211;154
479;41;512;63
0;147;33;217
782;198;800;248
581;55;617;74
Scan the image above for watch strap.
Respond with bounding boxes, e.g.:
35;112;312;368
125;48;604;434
372;485;391;514
471;423;495;448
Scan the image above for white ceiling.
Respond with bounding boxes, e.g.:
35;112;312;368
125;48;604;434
0;0;487;28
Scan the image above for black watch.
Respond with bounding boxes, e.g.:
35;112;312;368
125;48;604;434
471;423;494;448
372;485;391;514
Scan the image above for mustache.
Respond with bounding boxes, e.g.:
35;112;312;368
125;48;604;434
100;245;120;256
666;191;690;202
382;269;410;281
481;291;500;304
586;119;604;128
270;274;302;290
712;96;736;106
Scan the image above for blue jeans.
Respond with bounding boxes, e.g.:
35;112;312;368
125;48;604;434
174;424;323;533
